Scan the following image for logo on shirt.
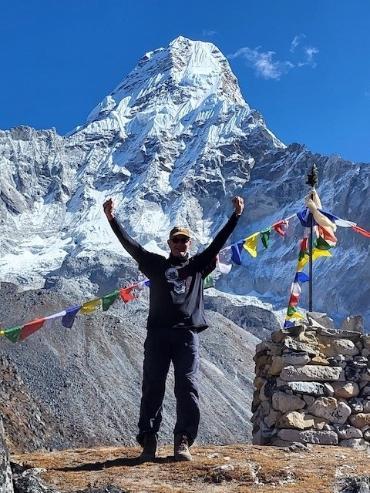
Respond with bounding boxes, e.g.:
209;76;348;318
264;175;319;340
165;267;186;295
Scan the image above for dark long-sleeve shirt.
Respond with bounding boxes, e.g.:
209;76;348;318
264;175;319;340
109;213;240;331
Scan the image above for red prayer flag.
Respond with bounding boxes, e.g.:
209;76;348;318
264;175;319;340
20;318;46;341
288;294;300;306
318;226;337;243
352;225;370;238
273;220;288;237
120;287;136;303
300;238;308;251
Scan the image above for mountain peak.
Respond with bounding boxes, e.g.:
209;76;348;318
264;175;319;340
85;37;246;125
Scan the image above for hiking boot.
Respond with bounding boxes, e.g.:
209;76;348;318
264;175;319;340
139;433;157;461
174;434;192;461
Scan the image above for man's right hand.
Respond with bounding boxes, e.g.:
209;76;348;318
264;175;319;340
103;198;115;221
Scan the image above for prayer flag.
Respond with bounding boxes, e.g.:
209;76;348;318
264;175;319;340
315;236;332;250
203;275;215;289
20;318;46;341
102;290;119;311
260;229;271;248
120;287;136;303
4;326;22;343
62;306;81;329
297;254;309;270
289;294;300;306
352;225;370;238
231;242;243;265
284;320;296;329
81;299;101;314
291;282;302;295
312;248;332;261
273;220;288;237
243;233;259;258
294;272;310;283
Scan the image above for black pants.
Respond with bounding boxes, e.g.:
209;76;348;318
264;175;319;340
137;327;200;446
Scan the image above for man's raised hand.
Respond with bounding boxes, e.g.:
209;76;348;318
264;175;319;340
232;196;244;216
103;198;115;221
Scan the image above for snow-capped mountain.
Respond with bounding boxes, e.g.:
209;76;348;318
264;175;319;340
0;36;369;325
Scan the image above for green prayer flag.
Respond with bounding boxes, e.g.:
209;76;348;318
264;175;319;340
315;236;331;250
260;229;271;249
298;250;308;261
5;326;22;343
102;290;119;311
287;305;297;317
203;275;215;289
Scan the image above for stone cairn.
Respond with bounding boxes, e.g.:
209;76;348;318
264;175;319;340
252;314;370;449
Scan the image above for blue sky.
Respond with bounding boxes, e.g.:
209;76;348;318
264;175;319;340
1;0;370;162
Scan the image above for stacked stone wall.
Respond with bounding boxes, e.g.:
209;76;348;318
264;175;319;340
252;321;370;449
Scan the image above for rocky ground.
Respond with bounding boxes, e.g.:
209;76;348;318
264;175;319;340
11;443;370;493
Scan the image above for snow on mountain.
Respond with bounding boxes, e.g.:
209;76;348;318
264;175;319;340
0;36;369;326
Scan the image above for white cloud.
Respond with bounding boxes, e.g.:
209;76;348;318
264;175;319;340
298;46;319;67
290;34;306;53
229;38;319;80
202;29;217;37
228;47;294;80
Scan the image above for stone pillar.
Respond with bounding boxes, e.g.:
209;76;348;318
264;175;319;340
252;322;370;449
0;417;14;493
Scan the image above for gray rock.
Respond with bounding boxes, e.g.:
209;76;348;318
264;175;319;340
348;398;364;413
272;391;306;413
307;312;335;329
283;381;328;396
281;352;311;366
0;417;14;493
283;337;317;356
341;315;365;333
338;438;369;450
335;425;363;440
332;382;360;399
12;468;60;493
278;429;338;445
280;365;343;382
308;397;351;424
349;413;370;429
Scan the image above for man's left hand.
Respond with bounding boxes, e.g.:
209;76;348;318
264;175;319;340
232;196;244;216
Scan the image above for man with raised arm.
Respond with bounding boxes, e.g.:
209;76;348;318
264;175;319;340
103;196;244;461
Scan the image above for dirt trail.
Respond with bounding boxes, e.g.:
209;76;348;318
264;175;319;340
13;443;370;492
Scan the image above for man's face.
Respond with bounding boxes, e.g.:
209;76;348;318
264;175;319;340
167;235;191;258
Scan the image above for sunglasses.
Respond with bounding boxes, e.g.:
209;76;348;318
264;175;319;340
171;237;190;244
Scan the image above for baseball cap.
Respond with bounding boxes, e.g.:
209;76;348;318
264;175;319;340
169;226;191;239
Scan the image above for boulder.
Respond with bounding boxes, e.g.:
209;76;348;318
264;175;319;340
278;429;338;445
340;315;364;334
283;381;329;396
339;438;369;450
331;382;360;399
0;417;14;493
272;391;306;413
280;365;343;382
335;426;363;440
349;413;370;429
308;397;351;425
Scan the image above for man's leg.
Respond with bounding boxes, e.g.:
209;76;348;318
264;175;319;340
137;329;171;452
172;329;200;459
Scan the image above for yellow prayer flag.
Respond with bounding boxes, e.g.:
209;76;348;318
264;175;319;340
243;233;259;258
312;248;332;261
297;254;309;271
286;311;305;320
80;298;101;314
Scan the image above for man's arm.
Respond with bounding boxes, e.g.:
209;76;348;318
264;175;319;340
103;198;163;268
181;196;244;275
